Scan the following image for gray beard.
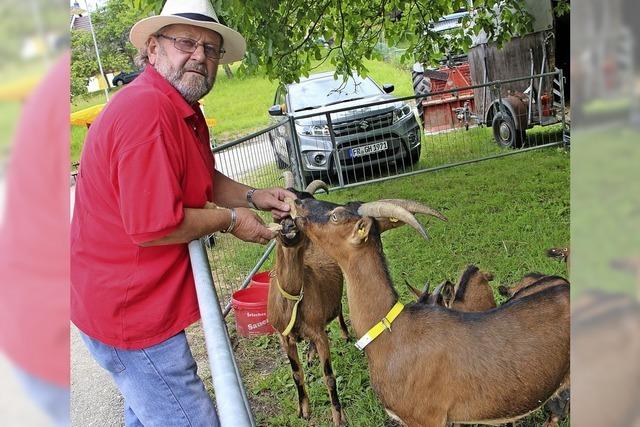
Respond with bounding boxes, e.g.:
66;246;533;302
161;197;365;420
154;50;215;104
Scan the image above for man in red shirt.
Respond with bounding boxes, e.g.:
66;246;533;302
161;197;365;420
71;1;295;425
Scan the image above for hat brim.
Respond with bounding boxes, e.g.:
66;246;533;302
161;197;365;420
129;15;246;65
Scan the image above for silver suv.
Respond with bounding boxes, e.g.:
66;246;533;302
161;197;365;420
268;72;421;180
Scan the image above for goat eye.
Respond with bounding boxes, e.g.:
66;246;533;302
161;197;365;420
330;213;338;222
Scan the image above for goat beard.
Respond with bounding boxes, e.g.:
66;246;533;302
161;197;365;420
155;46;216;104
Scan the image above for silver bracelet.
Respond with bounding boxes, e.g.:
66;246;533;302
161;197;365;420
246;188;257;209
221;208;237;233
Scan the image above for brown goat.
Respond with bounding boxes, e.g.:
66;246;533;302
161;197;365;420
407;266;496;312
547;247;570;274
293;197;570;426
266;174;348;426
498;274;569;301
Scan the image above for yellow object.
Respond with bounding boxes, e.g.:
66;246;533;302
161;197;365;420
355;302;404;350
275;277;303;336
70;103;105;127
0;74;42;101
69;102;215;128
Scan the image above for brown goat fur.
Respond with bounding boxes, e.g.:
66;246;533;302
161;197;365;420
450;265;497;311
267;190;349;426
294;197;570;426
407;266;497;312
499;274;569;301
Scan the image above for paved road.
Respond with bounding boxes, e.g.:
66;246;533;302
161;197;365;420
0;178;55;425
71;325;123;426
214;137;275;180
68;184;124;426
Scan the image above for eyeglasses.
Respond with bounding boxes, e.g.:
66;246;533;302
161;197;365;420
157;34;225;60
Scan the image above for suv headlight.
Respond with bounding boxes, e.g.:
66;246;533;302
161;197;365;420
393;104;412;123
296;124;330;136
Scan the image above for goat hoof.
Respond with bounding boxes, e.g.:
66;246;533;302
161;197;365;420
299;401;311;420
331;409;346;426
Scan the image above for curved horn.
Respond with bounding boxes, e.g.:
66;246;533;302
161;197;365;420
379;199;448;222
282;171;295;189
357;201;429;240
305;180;329;195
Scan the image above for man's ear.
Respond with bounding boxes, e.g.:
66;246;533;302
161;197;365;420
147;37;160;66
349;217;373;246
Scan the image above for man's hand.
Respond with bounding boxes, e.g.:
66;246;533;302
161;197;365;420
231;208;277;245
251;188;297;219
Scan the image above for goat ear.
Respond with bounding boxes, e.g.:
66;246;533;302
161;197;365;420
349;218;373;245
441;281;456;306
375;218;406;234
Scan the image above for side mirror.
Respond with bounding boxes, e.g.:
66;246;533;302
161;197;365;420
383;84;395;94
268;104;284;116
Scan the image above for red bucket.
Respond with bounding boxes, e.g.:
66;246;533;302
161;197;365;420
249;270;271;289
231;286;275;337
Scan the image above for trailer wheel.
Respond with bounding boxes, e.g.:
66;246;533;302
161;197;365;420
492;112;524;148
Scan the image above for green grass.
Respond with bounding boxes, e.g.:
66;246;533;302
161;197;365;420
219;147;569;426
571;126;640;297
0;102;21;152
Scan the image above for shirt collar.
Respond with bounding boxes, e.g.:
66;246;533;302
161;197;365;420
139;65;200;119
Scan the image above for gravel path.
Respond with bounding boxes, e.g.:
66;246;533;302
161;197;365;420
71;325;123;426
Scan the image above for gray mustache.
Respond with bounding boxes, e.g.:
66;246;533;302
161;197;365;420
183;65;207;77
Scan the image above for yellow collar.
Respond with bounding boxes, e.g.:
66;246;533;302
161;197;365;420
355;302;404;350
275;277;303;336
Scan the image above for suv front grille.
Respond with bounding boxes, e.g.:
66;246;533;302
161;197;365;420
332;111;394;136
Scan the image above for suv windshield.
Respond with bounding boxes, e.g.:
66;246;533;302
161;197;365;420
288;75;383;112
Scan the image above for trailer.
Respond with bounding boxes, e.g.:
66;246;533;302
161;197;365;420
466;0;570;147
414;0;571;147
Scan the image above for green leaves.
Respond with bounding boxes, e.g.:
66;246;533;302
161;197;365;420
100;0;535;86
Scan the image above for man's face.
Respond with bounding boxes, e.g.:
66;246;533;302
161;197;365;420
148;24;221;104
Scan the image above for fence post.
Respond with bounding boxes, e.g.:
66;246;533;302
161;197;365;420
188;239;255;427
325;112;345;188
557;68;568;146
287;116;305;189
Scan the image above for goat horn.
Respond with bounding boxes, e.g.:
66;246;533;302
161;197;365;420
379;199;448;222
282;171;295;189
305;180;329;195
357;201;429;240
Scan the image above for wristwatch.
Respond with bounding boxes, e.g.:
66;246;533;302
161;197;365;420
246;188;257;209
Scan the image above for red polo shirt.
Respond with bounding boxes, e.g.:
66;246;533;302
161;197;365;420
71;65;215;349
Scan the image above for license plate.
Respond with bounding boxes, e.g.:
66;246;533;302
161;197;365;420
349;141;388;158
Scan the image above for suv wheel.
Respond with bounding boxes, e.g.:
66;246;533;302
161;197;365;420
405;145;421;165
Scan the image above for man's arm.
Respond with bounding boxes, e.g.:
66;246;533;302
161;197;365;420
141;205;277;247
212;169;295;219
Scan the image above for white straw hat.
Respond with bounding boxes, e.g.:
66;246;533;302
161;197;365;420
129;0;246;64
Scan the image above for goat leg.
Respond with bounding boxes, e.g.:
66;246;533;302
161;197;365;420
312;332;346;426
279;334;310;419
337;305;350;341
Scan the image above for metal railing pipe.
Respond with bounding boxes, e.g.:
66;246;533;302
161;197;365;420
188;239;255;427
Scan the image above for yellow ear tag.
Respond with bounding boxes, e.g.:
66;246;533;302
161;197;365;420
389;217;399;223
358;226;368;241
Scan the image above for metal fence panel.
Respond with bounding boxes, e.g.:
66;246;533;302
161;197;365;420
206;71;567;313
206;121;293;314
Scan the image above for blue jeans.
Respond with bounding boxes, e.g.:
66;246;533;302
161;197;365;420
13;365;70;426
80;331;219;427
